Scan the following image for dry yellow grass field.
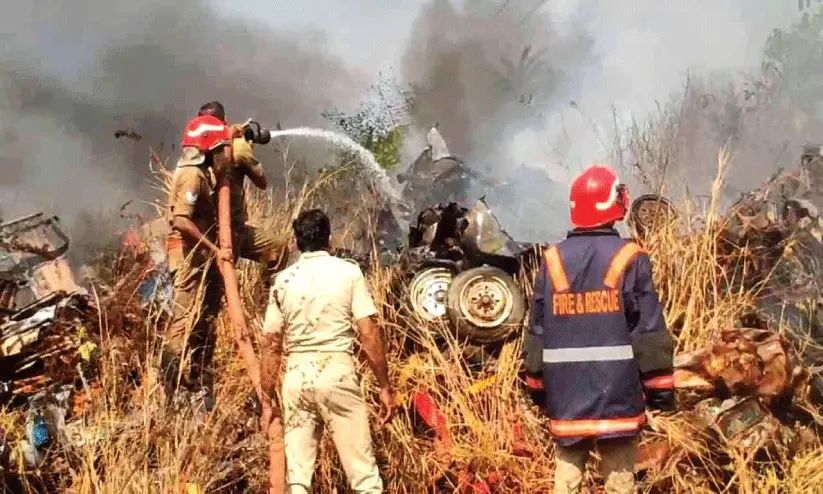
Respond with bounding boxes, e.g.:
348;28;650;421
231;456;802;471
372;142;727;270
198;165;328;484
3;152;823;493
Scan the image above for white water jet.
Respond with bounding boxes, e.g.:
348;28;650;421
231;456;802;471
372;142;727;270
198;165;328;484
269;127;404;206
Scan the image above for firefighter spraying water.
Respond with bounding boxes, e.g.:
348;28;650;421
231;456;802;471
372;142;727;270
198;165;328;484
268;127;404;206
165;102;285;493
164;108;410;494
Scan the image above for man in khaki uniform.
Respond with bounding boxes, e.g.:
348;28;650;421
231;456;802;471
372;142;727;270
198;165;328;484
162;101;233;408
260;209;395;494
224;135;288;280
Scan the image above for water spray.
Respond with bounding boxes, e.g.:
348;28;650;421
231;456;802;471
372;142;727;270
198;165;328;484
268;127;405;207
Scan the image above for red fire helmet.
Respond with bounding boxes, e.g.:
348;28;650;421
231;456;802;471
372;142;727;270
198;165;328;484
180;114;230;152
569;164;629;229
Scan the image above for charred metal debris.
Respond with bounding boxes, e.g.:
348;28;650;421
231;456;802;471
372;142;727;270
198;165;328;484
392;136;823;489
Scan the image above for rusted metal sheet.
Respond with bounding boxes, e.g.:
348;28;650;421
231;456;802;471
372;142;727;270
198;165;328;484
0;212;83;309
636;439;673;472
674;328;795;401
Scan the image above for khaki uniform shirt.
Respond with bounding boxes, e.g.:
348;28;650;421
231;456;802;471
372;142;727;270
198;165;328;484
228;137;265;228
166;161;216;270
263;251;378;354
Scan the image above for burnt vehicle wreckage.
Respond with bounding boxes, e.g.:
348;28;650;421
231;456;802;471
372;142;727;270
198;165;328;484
381;126;543;345
0;213;93;401
3;123;823;487
0;213;104;480
631;144;823;366
620;145;823;473
382;132;823;482
385;131;823;355
398;200;537;344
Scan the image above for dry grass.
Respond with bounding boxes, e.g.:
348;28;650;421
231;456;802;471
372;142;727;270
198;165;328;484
639;149;759;352
2;150;822;493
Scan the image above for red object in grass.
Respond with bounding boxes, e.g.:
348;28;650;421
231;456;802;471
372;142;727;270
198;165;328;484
412;390;454;449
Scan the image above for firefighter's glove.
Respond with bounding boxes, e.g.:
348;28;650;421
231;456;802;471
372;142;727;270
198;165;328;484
230;120;251;139
641;369;676;412
645;389;676;412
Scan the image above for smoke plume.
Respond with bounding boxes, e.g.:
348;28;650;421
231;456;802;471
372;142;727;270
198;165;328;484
2;0;819;249
400;0;595;240
402;0;592;175
400;0;812;239
0;0;364;253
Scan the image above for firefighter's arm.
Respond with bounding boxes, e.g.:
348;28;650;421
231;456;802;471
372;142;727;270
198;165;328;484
170;174;222;257
523;257;546;390
624;253;676;412
172;216;222;256
213;143;234;177
233;137;268;189
246;163;267;190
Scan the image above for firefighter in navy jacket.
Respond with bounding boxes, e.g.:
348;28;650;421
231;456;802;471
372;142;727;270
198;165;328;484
524;164;675;494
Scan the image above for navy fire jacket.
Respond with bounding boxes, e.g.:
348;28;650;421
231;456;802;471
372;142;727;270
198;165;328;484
525;228;674;446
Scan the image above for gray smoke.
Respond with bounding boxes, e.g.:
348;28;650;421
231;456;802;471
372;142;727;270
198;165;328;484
400;0;593;240
536;1;812;198
402;0;592;175
621;10;823;205
0;0;365;255
399;0;811;239
2;0;818;251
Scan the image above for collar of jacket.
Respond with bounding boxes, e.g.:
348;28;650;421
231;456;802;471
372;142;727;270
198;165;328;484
300;250;330;260
566;227;620;238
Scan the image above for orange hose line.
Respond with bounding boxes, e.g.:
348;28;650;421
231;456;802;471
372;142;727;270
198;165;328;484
215;154;285;494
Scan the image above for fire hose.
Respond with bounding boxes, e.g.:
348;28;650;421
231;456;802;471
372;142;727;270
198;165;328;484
215;141;285;494
412;384;531;492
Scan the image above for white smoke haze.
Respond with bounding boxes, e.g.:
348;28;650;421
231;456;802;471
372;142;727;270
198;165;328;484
397;0;812;239
0;0;367;249
0;0;816;246
541;1;800;195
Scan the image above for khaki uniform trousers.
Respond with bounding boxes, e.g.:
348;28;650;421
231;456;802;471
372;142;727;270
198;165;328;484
234;224;289;271
553;436;637;494
165;251;223;391
164;225;284;391
282;352;383;494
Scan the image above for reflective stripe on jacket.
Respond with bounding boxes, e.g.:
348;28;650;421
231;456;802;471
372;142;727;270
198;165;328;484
527;228;673;446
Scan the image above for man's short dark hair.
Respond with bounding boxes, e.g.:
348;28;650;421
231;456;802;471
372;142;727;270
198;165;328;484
198;101;226;122
293;209;331;252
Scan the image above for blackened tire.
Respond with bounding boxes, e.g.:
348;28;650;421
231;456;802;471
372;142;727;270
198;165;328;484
447;266;526;344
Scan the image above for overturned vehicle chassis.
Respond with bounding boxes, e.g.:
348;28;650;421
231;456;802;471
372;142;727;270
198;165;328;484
396;199;538;344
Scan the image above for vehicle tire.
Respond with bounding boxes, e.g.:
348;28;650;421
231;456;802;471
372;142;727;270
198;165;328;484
447;266;525;344
408;267;454;322
628;194;677;239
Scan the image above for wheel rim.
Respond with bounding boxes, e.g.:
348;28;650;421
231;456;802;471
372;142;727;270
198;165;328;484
457;274;514;328
409;268;452;321
630;195;676;236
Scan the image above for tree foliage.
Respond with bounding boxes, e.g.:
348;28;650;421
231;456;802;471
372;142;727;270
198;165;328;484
762;9;823;117
322;76;413;170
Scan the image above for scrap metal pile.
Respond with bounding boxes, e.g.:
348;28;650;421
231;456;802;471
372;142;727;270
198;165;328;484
0;213;102;489
626;145;823;482
393;141;823;488
0;213;97;405
0;212;172;491
636;327;821;477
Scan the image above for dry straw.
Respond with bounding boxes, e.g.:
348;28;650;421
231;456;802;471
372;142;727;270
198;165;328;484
2;148;822;493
